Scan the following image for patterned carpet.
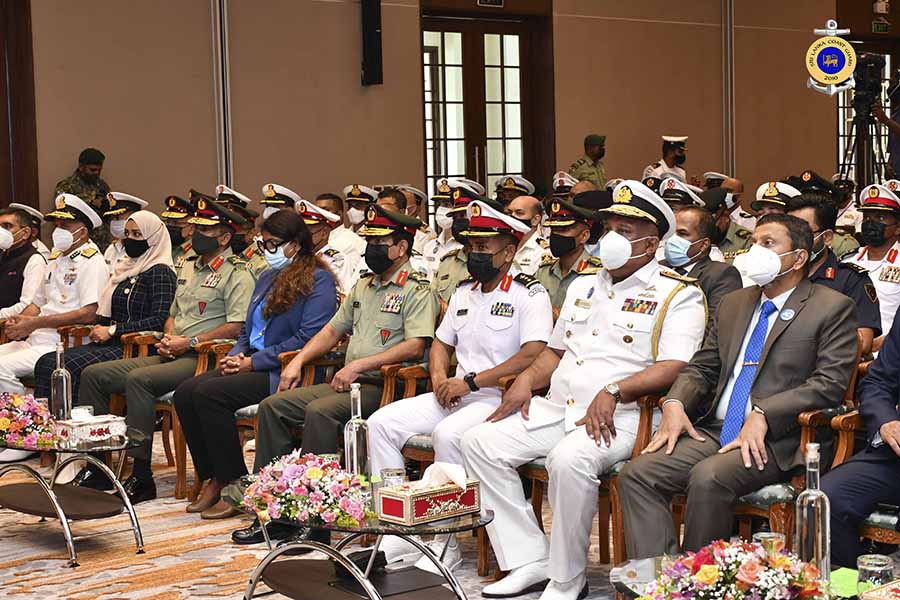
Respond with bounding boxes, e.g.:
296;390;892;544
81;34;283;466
0;434;617;600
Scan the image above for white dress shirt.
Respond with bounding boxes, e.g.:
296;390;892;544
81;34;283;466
714;286;795;420
843;242;900;338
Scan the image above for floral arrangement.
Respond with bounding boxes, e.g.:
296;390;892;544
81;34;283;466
242;451;372;528
638;539;827;600
0;393;57;449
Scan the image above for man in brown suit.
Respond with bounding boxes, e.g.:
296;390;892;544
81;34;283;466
618;213;859;558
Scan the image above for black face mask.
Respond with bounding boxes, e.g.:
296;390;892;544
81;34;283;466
123;238;150;258
166;225;185;247
673;154;686;166
467;251;502;283
79;171;99;184
596;148;606;160
549;232;578;258
514;216;535;231
365;243;394;274
191;230;221;255
451;219;469;244
861;220;889;247
231;235;250;255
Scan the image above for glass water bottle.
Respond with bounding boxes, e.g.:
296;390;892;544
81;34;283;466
50;342;73;421
343;383;370;478
795;442;831;580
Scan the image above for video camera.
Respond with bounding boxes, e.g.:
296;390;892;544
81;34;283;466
852;52;886;120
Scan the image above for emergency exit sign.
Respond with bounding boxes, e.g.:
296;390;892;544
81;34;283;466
873;20;890;34
477;0;504;6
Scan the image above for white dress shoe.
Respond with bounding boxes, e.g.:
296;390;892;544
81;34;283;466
0;449;37;463
415;535;462;574
482;558;550;598
539;572;588;600
378;534;423;563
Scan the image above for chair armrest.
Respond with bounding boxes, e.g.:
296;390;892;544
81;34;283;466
858;361;872;379
797;406;849;465
120;331;163;359
58;324;94;347
194;339;237;373
398;365;429;381
378;364;405;408
830;410;864;469
632;395;662;458
194;338;236;354
279;350;299;368
499;375;515;392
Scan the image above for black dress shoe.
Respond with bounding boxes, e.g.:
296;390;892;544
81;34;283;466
231;518;301;545
276;527;332;556
119;475;156;505
70;467;113;491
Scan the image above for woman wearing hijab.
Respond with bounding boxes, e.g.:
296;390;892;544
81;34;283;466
173;209;337;519
34;211;177;404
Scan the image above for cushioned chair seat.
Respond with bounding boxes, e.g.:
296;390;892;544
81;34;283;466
864;510;900;530
738;483;797;510
403;434;434;451
235;404;258;419
156;391;174;406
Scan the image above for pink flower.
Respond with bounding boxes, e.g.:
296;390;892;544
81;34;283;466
322;510;336;523
273;480;288;494
736;559;762;588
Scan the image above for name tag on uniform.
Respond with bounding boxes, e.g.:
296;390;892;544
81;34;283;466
574;298;592;309
880;265;900;283
622;298;657;314
490;302;515;317
456;308;468;316
381;293;404;313
202;273;221;288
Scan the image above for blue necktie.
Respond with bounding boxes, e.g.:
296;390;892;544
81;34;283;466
720;300;777;446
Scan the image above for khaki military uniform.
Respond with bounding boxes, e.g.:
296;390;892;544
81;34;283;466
720;221;753;261
239;245;269;280
534;249;603;309
80;247;255;461
831;232;860;259
431;248;470;303
567;154;606;188
172;241;194;273
254;260;439;469
54;171;112;250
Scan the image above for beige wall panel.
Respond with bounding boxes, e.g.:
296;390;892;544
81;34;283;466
30;0;218;213
227;0;424;202
553;5;723;183
733;0;837;192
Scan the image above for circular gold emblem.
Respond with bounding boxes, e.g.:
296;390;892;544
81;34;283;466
551;201;561;214
265;184;276;198
471;203;482;217
615;186;633;204
297;201;306;213
805;36;856;86
197;199;207;210
55;195;67;210
168;197;177;207
665;179;676;190
802;171;812;182
869;186;880;198
366;206;377;221
764;182;779;198
351;184;362;197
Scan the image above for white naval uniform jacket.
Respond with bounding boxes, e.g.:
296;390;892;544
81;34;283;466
525;260;707;432
844;241;900;337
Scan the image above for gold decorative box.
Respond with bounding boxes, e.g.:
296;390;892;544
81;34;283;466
862;580;900;600
377;479;480;526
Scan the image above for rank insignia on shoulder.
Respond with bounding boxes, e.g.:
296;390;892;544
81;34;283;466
456;308;468;316
490;302;515;317
444;249;461;259
622;298;658;314
574;298;592;309
724;248;750;260
540;255;558;267
408;271;428;284
227;256;249;268
79;247;98;258
322;248;339;257
537;238;550;249
735;229;751;239
175;256;185;268
513;273;541;288
842;262;868;275
824;266;835;280
660;269;698;283
48;250;62;260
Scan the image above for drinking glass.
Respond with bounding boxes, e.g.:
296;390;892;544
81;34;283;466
380;468;406;489
752;531;786;554
858;554;893;597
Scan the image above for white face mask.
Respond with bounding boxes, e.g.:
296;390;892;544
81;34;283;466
435;206;453;230
0;228;14;251
347;207;366;225
263;206;280;220
52;226;85;253
109;218;127;239
598;231;655;270
732;243;800;287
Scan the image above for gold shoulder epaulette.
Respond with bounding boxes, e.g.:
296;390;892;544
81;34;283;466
408;271;429;284
724;248;750;259
660;269;699;284
79;247;98;258
227;255;249;268
539;255;558;267
513;273;541;288
48;250;62;260
322;248;340;257
444;249;461;259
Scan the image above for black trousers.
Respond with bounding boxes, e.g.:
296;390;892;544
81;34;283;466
173;369;270;483
821;444;900;567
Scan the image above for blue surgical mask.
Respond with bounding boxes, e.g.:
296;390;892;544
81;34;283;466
264;245;293;270
664;234;703;267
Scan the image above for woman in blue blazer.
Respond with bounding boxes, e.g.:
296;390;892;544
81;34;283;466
174;209;337;519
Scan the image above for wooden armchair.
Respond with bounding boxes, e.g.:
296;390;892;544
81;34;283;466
830;410;900;546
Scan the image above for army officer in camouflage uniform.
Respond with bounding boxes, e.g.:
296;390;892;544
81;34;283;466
232;204;438;545
77;199;255;505
567;134;607;189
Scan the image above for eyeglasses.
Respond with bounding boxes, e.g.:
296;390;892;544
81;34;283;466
256;237;288;253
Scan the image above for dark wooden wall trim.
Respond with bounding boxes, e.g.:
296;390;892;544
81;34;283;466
423;0;551;17
0;0;39;209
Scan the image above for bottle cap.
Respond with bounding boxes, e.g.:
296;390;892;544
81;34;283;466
806;442;820;460
350;382;361;390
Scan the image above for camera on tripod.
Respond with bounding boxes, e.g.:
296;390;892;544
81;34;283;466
852;53;886;121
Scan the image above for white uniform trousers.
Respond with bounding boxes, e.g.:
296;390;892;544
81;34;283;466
461;408;642;582
0;330;59;394
368;391;500;475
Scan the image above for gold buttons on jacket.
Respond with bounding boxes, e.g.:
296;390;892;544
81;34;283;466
623;335;633;343
566;398;575;406
565;330;572;338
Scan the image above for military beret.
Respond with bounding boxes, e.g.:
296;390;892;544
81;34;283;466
584;134;606;146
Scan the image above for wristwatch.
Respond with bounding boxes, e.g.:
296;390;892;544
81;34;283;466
189;336;200;349
464;372;480;392
108;323;117;336
604;383;622;402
